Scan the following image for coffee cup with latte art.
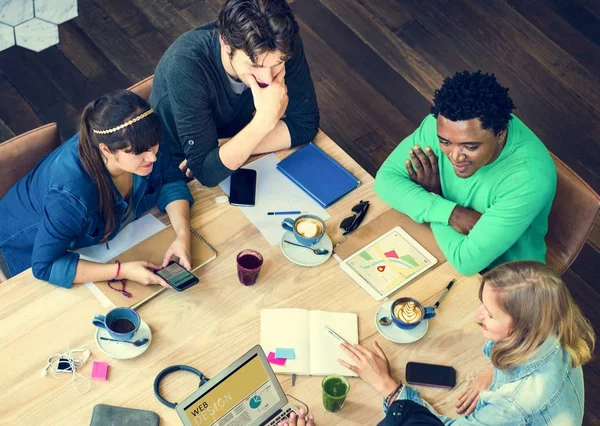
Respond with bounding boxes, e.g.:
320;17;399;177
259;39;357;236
281;214;326;246
390;297;436;330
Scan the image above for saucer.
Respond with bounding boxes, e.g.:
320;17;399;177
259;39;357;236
375;300;428;344
95;319;152;359
280;231;333;267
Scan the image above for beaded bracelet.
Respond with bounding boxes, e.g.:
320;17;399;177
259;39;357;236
112;260;121;281
385;382;404;407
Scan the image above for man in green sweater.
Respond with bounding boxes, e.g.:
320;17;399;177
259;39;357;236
375;71;556;275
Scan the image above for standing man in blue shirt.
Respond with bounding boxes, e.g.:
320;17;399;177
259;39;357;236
151;0;320;187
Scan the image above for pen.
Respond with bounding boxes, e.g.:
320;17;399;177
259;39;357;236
325;326;349;344
267;211;304;215
433;279;455;309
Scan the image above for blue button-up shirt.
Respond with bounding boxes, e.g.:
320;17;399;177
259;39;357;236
386;336;584;425
0;134;194;287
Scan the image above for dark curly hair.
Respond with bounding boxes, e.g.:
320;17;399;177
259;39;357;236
431;70;516;135
216;0;299;64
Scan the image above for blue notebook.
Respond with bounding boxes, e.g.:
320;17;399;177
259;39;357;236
277;143;360;208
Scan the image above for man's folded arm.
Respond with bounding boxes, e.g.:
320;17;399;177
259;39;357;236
431;174;555;275
375;116;457;225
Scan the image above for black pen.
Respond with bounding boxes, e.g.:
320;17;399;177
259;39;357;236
433;279;455;309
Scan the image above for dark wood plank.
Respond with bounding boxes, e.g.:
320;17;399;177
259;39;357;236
317;0;444;99
294;19;416;176
37;101;79;142
291;0;431;128
504;0;600;75
466;0;600;117
397;0;600;193
570;242;600;294
0;48;72;112
57;22;131;91
93;0;157;39
131;31;175;65
73;0;154;82
35;47;102;110
548;0;600;46
562;268;600;338
0;74;43;139
179;1;220;27
127;0;195;44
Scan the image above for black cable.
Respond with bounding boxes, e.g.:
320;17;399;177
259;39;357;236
286;394;309;416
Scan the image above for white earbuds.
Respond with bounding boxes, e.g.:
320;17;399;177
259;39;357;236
41;345;92;394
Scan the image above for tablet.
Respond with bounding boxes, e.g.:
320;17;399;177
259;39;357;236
339;227;437;300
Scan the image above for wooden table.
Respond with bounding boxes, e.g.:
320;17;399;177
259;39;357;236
0;132;489;425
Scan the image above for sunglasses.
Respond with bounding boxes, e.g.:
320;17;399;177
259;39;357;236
340;200;370;236
107;279;132;298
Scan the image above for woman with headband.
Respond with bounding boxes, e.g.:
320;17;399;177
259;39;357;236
0;90;194;288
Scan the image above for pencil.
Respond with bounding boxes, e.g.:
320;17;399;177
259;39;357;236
267;211;303;215
325;326;349;344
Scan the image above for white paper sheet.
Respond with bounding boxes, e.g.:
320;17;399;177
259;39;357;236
76;213;167;263
219;154;330;245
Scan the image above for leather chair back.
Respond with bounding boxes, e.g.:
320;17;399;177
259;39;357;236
0;123;61;201
0;123;61;282
545;152;600;274
128;76;154;101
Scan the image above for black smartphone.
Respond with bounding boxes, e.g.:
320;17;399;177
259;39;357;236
229;168;257;207
156;261;199;292
405;362;456;389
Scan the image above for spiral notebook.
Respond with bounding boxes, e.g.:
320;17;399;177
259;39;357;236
277;143;360;208
95;225;216;308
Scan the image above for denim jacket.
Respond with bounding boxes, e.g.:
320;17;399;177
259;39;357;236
0;134;194;287
386;336;584;425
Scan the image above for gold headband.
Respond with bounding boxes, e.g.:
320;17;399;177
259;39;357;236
92;109;154;135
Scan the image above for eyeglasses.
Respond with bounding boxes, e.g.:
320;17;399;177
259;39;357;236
107;279;132;298
340;200;370;236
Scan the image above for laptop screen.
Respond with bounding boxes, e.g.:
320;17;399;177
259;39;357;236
182;354;284;426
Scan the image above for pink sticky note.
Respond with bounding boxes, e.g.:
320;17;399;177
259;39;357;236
91;361;109;381
267;352;287;366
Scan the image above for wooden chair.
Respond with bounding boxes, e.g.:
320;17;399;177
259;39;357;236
545;152;600;275
0;123;61;282
128;75;154;101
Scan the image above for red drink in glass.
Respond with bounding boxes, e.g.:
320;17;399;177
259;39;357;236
236;249;263;286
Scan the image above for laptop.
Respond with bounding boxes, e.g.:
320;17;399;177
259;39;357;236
176;345;298;426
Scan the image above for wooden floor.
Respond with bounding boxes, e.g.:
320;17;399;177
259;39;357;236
0;0;599;423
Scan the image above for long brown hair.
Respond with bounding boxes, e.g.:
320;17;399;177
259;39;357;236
78;90;161;242
480;261;595;370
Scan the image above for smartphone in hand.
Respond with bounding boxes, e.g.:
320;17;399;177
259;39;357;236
156;261;199;292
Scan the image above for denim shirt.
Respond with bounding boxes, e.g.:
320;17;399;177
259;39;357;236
0;134;194;287
386;336;584;425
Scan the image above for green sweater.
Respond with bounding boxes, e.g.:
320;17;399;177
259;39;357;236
375;114;556;276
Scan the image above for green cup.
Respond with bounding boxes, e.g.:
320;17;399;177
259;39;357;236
322;375;350;412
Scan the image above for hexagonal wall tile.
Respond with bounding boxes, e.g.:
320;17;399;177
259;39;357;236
35;0;78;25
0;22;15;52
15;18;58;52
0;0;34;26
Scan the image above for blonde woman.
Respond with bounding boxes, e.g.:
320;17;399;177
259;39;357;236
339;261;595;425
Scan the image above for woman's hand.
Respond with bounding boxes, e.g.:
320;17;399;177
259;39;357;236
456;365;493;415
120;261;169;288
338;341;398;398
278;409;314;426
163;234;192;270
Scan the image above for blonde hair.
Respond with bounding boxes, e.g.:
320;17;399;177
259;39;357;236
480;261;595;370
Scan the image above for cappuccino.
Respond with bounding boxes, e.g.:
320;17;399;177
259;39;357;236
295;218;323;238
393;300;423;324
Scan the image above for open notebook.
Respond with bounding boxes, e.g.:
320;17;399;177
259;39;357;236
94;226;216;308
260;309;359;377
